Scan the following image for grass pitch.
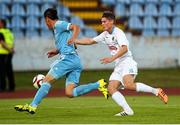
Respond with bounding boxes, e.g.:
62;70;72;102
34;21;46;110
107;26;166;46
0;96;179;124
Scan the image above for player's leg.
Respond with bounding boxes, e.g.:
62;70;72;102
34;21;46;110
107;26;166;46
108;80;134;116
123;74;168;104
65;69;108;99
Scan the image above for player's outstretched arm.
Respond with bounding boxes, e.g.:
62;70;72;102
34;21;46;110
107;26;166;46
75;38;97;45
68;24;80;45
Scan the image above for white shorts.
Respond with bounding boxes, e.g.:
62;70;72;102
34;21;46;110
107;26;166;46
109;57;138;86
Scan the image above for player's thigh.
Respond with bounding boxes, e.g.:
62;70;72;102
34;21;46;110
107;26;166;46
123;74;136;90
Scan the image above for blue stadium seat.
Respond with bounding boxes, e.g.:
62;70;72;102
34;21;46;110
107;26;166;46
70;16;85;28
172;29;180;36
83;27;98;37
131;0;144;4
128;16;143;29
157;29;170;36
174;4;180;16
101;0;116;6
159;3;172;16
26;16;40;30
27;4;41;16
144;3;158;16
12;29;24;38
146;0;158;4
26;29;39;38
11;3;26;16
42;0;57;4
115;3;126;17
172;17;180;29
11;16;25;29
160;0;172;4
143;16;157;29
0;4;11;17
0;0;11;5
157;17;171;29
57;5;71;18
27;0;41;4
142;29;155;36
41;3;54;14
40;30;53;38
13;0;26;4
175;0;180;3
116;0;130;5
129;3;143;16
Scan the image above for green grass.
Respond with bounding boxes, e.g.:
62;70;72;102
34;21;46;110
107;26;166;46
0;96;180;124
15;68;180;89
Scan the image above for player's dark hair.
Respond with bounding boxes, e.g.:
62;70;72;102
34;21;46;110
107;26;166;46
102;11;115;20
0;33;5;41
0;19;7;27
44;8;59;20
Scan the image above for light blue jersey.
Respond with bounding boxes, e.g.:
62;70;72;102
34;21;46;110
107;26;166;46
53;20;76;55
48;20;82;86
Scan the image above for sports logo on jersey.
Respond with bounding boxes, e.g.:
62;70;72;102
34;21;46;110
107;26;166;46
108;45;117;50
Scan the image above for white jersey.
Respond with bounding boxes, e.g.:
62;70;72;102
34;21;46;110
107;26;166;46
93;26;133;65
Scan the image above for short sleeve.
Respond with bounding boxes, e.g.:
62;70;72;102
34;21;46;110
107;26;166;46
55;21;71;31
93;32;105;43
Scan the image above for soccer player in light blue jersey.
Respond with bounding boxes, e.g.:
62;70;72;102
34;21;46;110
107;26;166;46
14;8;108;114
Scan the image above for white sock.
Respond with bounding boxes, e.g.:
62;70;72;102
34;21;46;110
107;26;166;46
136;82;158;95
112;91;133;114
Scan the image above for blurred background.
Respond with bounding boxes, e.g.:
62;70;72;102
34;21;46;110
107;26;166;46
0;0;180;91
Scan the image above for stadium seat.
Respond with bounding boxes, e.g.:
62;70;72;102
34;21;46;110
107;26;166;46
26;29;39;38
13;0;26;4
11;3;26;16
41;3;54;14
160;0;172;4
142;29;155;36
83;27;98;37
173;3;180;16
116;0;130;5
172;29;180;36
129;3;143;16
128;16;143;29
11;16;25;29
42;0;57;4
172;17;180;29
101;0;116;6
159;3;172;16
0;0;11;4
70;16;85;28
131;0;144;4
12;29;24;38
157;17;171;29
26;16;40;30
27;4;41;16
0;4;11;17
157;29;170;36
144;3;158;16
114;3;126;17
146;0;158;4
57;5;71;18
27;0;41;4
40;30;53;38
175;0;180;3
143;16;157;29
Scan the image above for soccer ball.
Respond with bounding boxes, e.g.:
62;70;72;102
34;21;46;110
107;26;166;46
32;74;45;89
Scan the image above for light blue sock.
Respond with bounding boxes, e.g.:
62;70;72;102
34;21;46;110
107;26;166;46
73;82;99;97
30;82;51;107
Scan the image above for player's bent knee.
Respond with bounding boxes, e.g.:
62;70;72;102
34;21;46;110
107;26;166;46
65;92;74;98
108;84;116;95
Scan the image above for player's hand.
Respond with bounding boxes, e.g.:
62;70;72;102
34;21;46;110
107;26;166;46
100;57;114;64
47;49;59;58
67;38;74;45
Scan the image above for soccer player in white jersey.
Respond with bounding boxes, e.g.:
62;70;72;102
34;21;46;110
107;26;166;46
14;8;108;114
75;11;168;116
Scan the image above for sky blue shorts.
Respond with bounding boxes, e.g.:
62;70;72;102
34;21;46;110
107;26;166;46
48;54;83;86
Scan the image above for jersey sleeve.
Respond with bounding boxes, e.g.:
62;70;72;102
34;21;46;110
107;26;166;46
116;29;129;47
56;21;71;31
93;32;105;43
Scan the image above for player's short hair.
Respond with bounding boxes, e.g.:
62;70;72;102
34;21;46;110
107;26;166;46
44;8;59;20
102;11;115;20
0;33;5;41
0;19;7;28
